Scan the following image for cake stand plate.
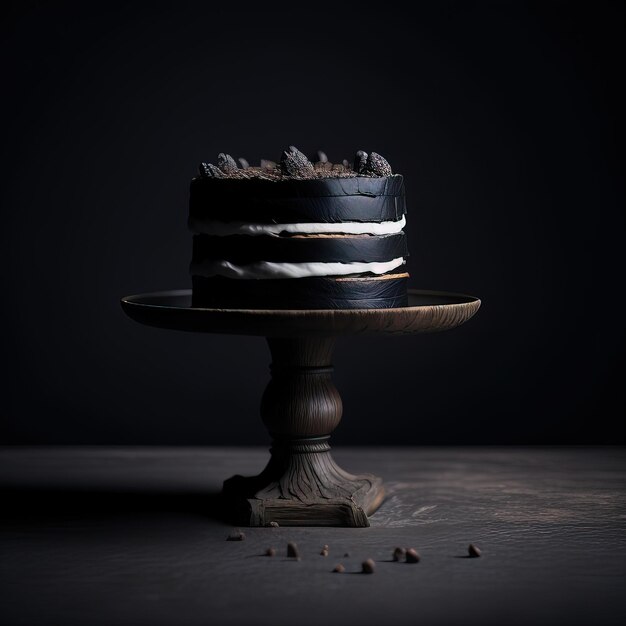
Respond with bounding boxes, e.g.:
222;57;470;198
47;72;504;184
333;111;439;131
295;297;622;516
121;289;480;527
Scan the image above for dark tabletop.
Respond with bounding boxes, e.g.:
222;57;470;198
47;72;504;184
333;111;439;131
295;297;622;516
1;447;625;626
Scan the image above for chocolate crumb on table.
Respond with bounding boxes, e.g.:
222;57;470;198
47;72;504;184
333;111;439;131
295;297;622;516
287;542;300;559
392;547;406;561
361;559;376;574
226;529;245;541
405;548;420;563
468;544;482;558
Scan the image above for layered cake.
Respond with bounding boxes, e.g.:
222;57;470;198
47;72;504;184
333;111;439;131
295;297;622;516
189;146;409;309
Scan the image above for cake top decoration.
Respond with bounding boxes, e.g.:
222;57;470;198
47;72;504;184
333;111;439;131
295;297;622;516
197;146;394;180
354;150;368;174
217;153;239;173
280;146;315;179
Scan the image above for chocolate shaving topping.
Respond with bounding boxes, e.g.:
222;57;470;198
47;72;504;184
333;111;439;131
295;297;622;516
314;161;332;172
365;151;392;176
354;150;368;174
217;153;238;173
199;162;225;178
280;146;315;178
197;147;394;179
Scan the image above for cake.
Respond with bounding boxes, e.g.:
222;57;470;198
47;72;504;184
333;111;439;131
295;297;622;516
189;146;409;309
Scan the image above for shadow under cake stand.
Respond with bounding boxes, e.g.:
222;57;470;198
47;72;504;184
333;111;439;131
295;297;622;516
121;289;480;527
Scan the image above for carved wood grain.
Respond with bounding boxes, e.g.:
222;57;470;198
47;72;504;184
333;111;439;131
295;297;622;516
261;338;341;438
222;337;385;527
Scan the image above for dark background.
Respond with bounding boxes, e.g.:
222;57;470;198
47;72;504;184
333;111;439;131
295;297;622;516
1;1;623;445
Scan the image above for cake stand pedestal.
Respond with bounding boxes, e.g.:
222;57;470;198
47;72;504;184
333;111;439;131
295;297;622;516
121;289;480;527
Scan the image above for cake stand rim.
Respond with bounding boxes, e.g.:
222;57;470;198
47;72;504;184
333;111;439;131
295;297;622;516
120;288;480;336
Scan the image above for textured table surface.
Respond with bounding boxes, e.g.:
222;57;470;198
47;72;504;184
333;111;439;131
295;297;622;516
1;447;625;626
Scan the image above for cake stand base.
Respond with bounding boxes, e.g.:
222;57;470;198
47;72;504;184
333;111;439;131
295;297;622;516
222;437;384;527
221;336;383;527
121;289;481;527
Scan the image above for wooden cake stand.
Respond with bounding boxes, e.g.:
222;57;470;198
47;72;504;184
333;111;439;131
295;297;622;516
120;289;480;527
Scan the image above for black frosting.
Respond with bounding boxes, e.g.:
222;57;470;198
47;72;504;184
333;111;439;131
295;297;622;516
189;175;406;224
188;168;409;310
191;233;408;266
191;275;409;310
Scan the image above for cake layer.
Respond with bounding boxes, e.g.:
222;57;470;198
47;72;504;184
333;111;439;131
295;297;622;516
191;273;409;309
191;232;408;265
190;175;405;224
189;215;406;236
190;257;405;280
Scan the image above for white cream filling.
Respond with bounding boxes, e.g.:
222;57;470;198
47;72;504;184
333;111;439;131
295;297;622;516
189;215;406;237
191;257;406;280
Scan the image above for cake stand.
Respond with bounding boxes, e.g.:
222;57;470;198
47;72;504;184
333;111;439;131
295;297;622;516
120;289;480;527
